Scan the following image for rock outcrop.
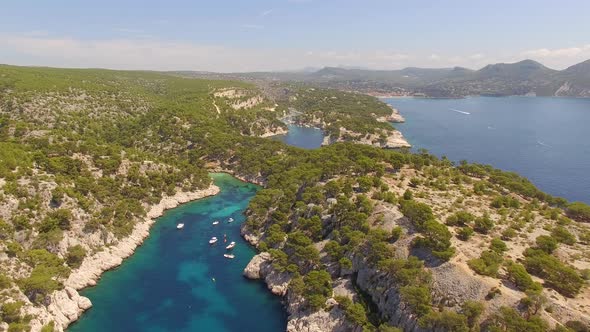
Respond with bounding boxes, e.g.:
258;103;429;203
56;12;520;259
376;106;405;123
243;252;360;332
322;127;411;149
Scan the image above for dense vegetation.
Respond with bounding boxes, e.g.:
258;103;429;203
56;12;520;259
1;65;589;331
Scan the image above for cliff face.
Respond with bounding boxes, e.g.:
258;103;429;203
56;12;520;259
23;185;220;332
243;253;360;332
321;127;411;149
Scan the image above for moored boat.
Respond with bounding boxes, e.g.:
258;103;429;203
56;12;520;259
176;223;184;229
226;241;236;250
228;217;234;223
212;220;220;225
209;237;218;244
223;254;235;259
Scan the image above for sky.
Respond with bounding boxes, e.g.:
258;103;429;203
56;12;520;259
1;0;590;72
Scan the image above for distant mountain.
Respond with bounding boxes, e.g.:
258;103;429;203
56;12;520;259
298;59;590;98
171;59;590;98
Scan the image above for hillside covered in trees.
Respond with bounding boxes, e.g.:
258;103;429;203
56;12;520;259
0;65;589;331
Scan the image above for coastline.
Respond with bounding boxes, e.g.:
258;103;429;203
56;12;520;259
34;184;221;331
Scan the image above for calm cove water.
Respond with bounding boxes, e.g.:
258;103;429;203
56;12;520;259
69;173;287;332
385;97;590;204
273;124;324;149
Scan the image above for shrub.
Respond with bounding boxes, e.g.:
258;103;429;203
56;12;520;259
523;249;584;297
303;270;332;311
414;220;454;261
486;306;548;332
338;257;352;271
567;202;590;223
66;245;87;269
391;226;403;242
473;213;494;234
535;235;557;253
0;274;12;290
461;300;484;328
0;301;24;323
467;250;503;277
456;227;474;241
446;211;475;227
400;285;432;316
505;261;540;292
490;238;508;253
419;310;468;332
501;227;517;240
551;226;576;245
400;200;434;230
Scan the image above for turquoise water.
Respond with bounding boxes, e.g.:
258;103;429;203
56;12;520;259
69;173;287;332
273;124;324;149
386;97;590;203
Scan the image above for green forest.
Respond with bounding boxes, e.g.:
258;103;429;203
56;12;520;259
1;65;589;332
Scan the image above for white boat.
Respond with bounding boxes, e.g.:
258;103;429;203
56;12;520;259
228;217;234;223
176;223;184;229
226;241;236;250
209;237;218;244
223;254;235;259
212;221;220;225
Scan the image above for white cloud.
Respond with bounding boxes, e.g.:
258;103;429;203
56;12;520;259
260;9;273;17
0;33;588;72
520;45;590;69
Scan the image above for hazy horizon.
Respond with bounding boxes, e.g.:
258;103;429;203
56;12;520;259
2;0;590;72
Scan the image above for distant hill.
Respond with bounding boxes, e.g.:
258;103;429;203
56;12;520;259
171;59;590;98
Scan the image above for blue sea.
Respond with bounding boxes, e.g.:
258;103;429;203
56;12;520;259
69;173;287;332
272;124;324;149
385;97;590;204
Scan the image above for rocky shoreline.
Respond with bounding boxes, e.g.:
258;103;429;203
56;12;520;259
29;185;220;332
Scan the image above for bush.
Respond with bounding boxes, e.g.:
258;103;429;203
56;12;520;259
473;213;494;234
535;235;557;253
461;301;484;328
391;226;403;242
400;285;431;316
419;310;468;332
414;220;454;261
565;320;590;332
446;211;475;226
551;226;576;245
523;249;584;297
66;245;87;269
400;200;434;230
567;202;590;223
486;306;548;332
303;270;332;311
501;227;517;240
467;250;503;277
456;227;474;241
505;261;540;292
490;238;508;253
0;301;24;323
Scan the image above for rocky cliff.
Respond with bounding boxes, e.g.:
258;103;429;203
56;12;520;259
23;185;220;332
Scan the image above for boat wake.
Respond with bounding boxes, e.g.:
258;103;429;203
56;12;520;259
537;141;552;148
449;108;471;115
